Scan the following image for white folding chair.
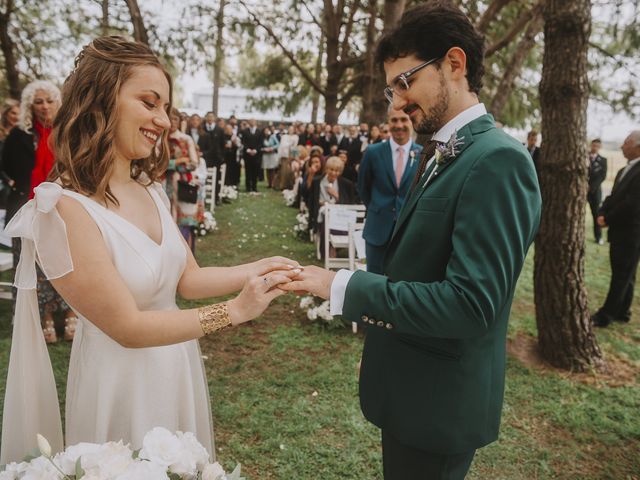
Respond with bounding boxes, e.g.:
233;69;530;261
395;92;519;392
205;167;217;213
323;204;366;270
348;220;367;271
218;163;227;195
0;251;13;300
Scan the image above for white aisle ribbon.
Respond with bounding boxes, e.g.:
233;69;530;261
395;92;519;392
1;182;74;464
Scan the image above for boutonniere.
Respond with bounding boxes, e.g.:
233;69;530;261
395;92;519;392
423;130;465;188
435;130;465;166
409;149;416;167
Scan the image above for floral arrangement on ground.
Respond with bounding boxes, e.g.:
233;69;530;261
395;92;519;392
298;295;345;329
219;186;239;202
196;211;217;237
0;427;242;480
293;211;309;240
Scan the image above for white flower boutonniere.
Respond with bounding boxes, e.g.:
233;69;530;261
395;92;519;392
409;149;416;167
423;130;465;188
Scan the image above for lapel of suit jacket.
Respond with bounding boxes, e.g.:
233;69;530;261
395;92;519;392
613;161;640;193
389;114;495;243
382;141;397;188
399;143;421;191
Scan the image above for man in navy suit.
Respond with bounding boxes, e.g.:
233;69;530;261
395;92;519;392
357;107;423;273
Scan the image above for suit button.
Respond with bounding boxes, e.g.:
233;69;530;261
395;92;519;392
377;321;384;327
369;318;376;325
385;323;393;330
361;315;368;322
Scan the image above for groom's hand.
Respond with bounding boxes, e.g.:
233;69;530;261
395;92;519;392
279;265;336;300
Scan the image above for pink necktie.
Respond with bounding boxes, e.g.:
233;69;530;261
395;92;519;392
395;147;404;187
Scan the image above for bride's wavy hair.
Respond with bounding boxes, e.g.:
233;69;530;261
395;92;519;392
49;36;173;205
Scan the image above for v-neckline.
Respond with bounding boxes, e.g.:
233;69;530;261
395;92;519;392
73;187;165;247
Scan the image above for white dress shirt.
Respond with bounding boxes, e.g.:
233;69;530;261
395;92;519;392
329;103;488;315
618;157;640;182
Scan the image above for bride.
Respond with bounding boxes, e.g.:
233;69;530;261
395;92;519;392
0;36;299;464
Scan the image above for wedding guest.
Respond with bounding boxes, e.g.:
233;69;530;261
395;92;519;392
592;130;640;327
187;113;202;147
242;118;263;193
357;106;422;273
223;123;241;187
342;125;363;182
368;124;383;145
526;129;540;173
0;80;77;344
299;154;322;208
380;123;390;141
168;108;203;252
320;124;337;155
261;126;280;188
0;36;299;464
307;155;358;239
587;138;607;245
0;99;19;207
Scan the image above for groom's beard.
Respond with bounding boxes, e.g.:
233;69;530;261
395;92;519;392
411;72;449;135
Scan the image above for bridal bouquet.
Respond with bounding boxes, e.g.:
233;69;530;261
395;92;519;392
0;428;243;480
219;185;238;202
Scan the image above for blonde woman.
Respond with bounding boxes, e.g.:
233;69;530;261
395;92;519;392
0;37;300;464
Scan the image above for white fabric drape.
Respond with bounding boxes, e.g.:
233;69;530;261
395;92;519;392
1;183;73;464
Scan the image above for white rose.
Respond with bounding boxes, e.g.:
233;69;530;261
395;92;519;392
307;308;318;321
299;296;315;309
114;459;169;480
201;462;226;480
0;462;28;480
81;441;134;478
176;431;209;470
53;442;102;475
20;456;62;480
139;428;183;468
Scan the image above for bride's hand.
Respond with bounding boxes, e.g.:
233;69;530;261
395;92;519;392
248;256;300;278
228;267;301;325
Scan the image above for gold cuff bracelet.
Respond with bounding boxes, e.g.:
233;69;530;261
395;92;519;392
198;303;232;335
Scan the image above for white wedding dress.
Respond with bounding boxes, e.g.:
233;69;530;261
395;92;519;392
0;182;215;463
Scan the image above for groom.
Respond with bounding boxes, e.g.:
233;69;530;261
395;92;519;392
284;4;541;479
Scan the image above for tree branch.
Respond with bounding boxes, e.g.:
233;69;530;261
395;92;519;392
298;0;328;37
476;0;515;34
238;0;325;94
589;41;640;80
337;75;362;113
486;1;543;58
339;0;362;61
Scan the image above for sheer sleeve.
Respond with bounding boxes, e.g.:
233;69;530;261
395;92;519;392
0;182;71;463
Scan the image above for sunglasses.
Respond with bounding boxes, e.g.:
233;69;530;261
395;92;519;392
383;57;441;103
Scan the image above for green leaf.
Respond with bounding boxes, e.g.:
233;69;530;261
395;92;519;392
75;457;84;478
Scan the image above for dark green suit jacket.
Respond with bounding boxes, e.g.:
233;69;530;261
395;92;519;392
343;114;541;454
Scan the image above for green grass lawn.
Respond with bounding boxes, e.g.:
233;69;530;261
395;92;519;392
0;182;638;479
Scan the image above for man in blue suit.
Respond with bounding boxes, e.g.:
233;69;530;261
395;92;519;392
357;107;423;273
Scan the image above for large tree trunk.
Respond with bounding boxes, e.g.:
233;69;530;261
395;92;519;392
0;0;20;99
310;31;324;124
361;0;405;125
534;0;603;371
124;0;149;45
211;0;226;116
489;9;543;120
360;0;379;125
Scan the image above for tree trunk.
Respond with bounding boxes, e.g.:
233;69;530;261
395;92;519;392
360;0;379;124
361;0;406;125
534;0;603;372
489;9;543;120
322;3;342;124
101;0;109;36
310;31;324;124
212;0;226;116
124;0;149;45
0;0;20;99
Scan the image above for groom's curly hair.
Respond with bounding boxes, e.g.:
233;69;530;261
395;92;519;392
376;1;485;95
49;36;173;206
